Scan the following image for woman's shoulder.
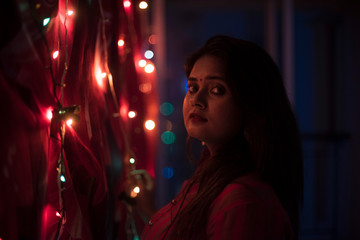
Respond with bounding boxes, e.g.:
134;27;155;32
214;172;278;205
207;172;295;239
209;172;291;227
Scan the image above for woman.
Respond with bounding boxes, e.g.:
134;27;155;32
133;35;303;239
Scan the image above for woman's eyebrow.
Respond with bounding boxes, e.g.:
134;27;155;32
188;76;225;81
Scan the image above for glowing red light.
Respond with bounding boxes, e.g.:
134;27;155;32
46;108;53;121
66;118;73;127
118;39;125;47
124;0;131;8
128;111;136;118
52;50;59;59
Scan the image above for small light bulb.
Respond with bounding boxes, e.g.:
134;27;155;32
139;1;148;9
67;10;74;16
138;59;147;67
118;39;125;47
144;50;154;59
60;175;66;182
56;212;61;217
129;157;135;164
46;108;53;121
145;120;155;130
52;50;59;59
100;72;107;78
133;186;140;193
144;63;155;73
128;111;136;118
124;0;131;8
43;18;51;26
95;67;107;88
66;118;73;127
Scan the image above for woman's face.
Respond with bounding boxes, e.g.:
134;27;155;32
183;55;243;153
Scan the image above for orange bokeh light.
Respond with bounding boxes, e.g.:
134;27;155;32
144;63;155;73
144;120;155;130
128;111;136;118
118;39;125;47
66;118;73;127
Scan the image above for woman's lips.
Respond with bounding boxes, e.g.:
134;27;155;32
189;113;207;122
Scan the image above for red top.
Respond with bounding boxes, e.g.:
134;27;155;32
141;173;295;240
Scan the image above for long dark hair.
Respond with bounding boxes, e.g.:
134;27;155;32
170;35;303;239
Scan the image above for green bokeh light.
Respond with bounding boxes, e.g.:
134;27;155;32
160;102;174;116
161;131;175;144
43;18;51;26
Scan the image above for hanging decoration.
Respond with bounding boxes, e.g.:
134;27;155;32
0;0;158;239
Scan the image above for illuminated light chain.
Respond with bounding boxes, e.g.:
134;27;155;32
38;0;80;238
52;105;81;123
51;104;80;240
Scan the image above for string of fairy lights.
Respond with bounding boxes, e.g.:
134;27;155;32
36;0;177;238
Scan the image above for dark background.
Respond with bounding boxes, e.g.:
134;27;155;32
155;0;360;239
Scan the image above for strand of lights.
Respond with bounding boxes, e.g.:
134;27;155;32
98;0;140;204
52;1;76;238
60;0;69;104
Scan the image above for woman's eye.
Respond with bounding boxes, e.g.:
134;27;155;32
188;84;197;94
211;86;225;95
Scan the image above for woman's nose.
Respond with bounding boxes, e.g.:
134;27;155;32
192;89;207;110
